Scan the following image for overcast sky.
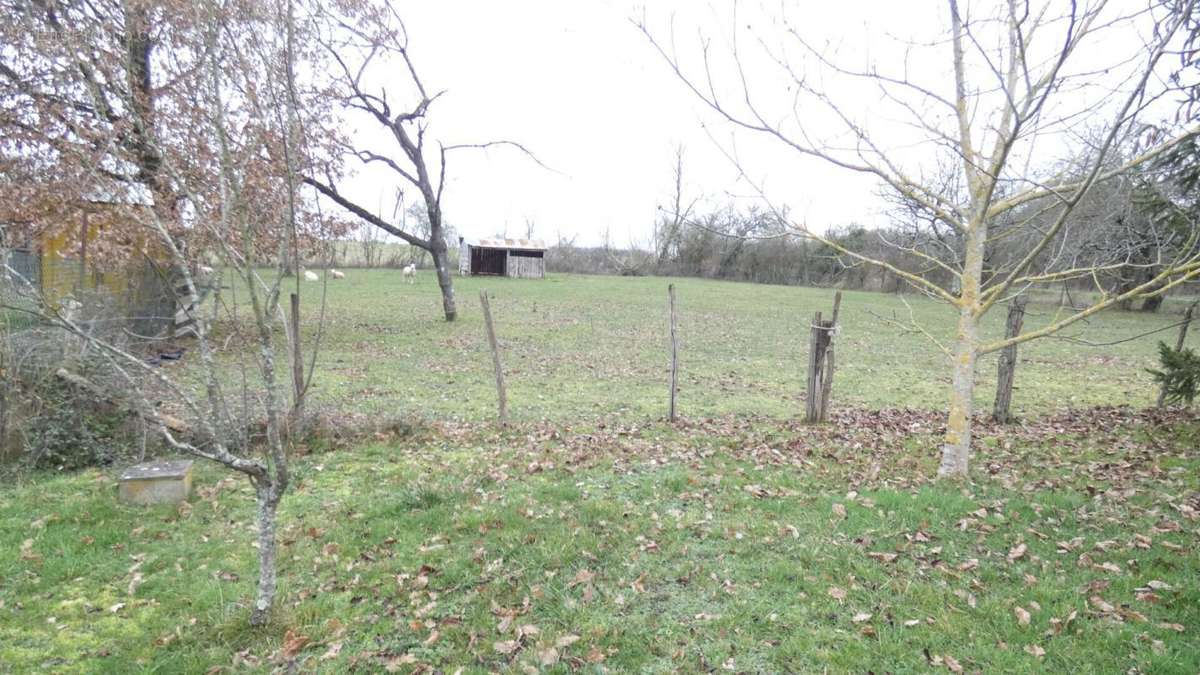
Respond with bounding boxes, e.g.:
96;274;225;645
332;0;1177;247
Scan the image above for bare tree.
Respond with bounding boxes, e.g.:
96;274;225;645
303;2;538;321
0;0;334;625
359;224;384;268
602;227;655;276
641;0;1200;477
654;144;697;270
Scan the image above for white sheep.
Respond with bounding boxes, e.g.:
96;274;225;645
303;269;319;282
402;263;416;284
329;268;345;279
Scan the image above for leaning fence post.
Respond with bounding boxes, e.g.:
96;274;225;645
479;290;508;425
992;297;1026;423
818;291;842;422
1158;301;1197;408
805;310;824;423
668;284;679;422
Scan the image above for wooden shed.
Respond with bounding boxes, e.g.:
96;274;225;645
458;237;546;279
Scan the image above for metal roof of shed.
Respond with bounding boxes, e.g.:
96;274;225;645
462;237;547;251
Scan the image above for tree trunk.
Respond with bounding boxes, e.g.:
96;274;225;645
1141;287;1165;313
249;482;281;626
940;305;978;477
992;298;1026;423
430;237;457;322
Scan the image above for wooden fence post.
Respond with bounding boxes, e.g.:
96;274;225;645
289;292;304;421
668;284;679;422
805;310;823;423
805;292;842;423
992;298;1026;423
1158;301;1197;408
479;290;508;425
818;291;842;422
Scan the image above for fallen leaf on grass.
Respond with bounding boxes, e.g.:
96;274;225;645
1024;644;1046;658
493;640;520;655
1014;606;1031;626
568;569;595;587
320;643;342;661
1047;610;1077;636
852;612;873;623
281;630;309;659
1008;543;1028;562
1089;596;1115;613
867;552;898;563
555;634;581;649
828;587;847;601
19;539;40;562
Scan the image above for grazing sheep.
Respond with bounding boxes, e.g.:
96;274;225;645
329;268;345;279
303;269;319;282
198;264;215;275
402;264;416;284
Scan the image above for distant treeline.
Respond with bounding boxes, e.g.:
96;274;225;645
545;188;1198;313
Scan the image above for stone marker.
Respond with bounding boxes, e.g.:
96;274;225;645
118;459;194;505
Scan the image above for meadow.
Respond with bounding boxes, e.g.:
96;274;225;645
275;271;1194;424
2;272;1198;673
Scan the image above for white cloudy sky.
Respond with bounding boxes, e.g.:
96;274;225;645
328;0;1181;247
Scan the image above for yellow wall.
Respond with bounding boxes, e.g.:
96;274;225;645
36;206;157;309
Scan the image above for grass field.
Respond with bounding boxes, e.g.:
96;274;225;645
266;271;1196;424
3;272;1199;673
2;410;1197;672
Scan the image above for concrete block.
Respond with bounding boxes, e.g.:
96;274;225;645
119;459;194;505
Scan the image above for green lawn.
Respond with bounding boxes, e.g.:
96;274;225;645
253;271;1196;424
2;412;1197;672
4;273;1199;673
